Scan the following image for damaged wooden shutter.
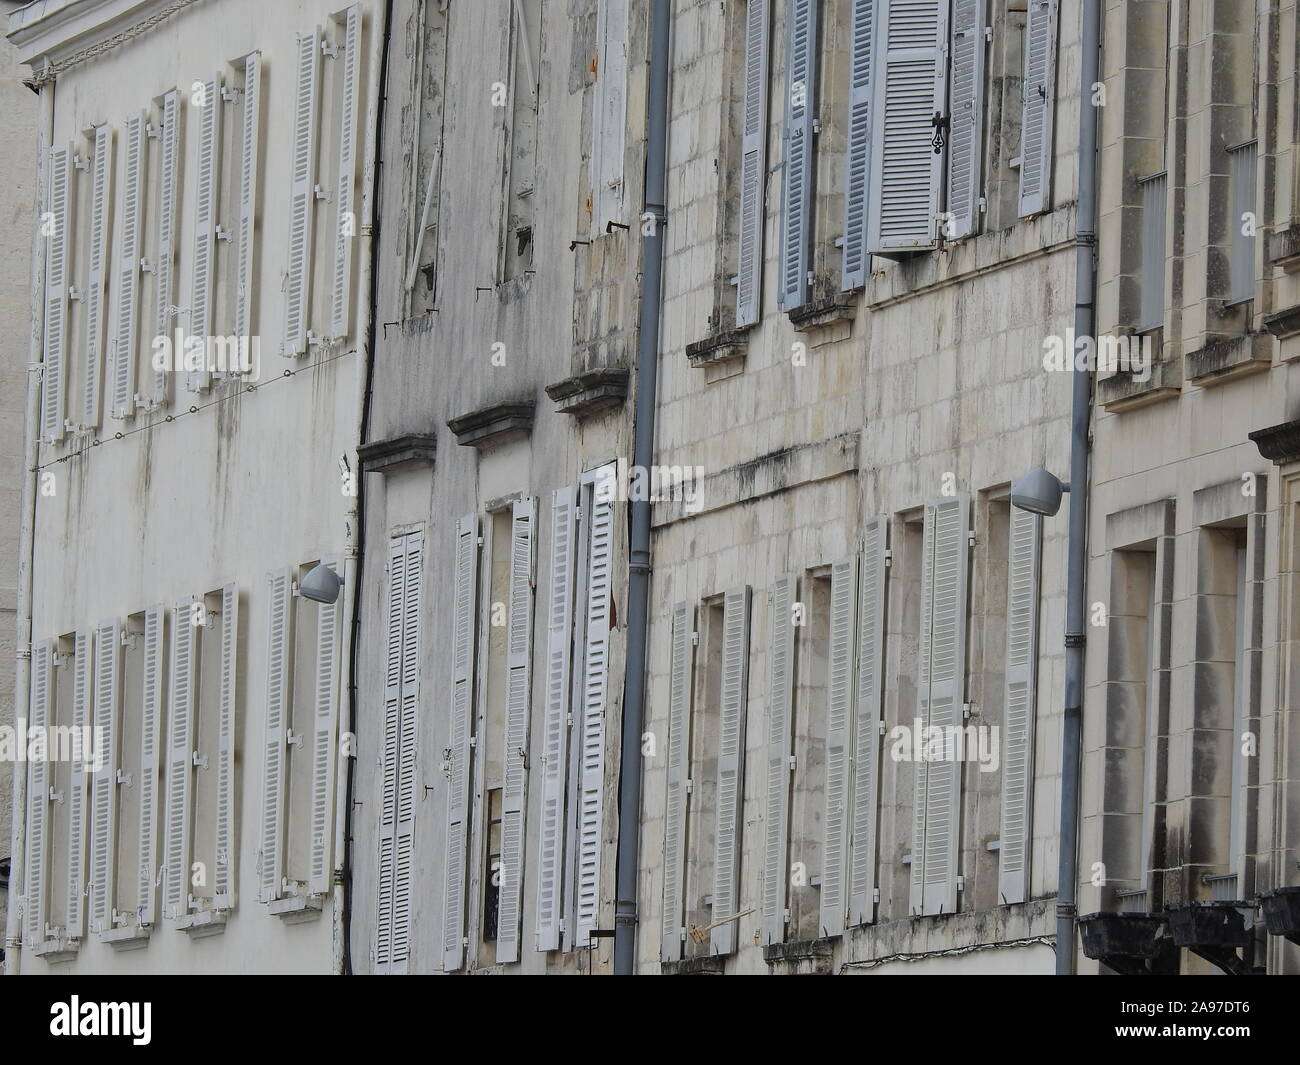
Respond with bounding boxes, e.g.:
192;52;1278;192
945;0;986;240
331;5;361;340
735;0;771;327
215;584;238;906
41;146;72;442
234;53;261;346
187;75;222;393
284;26;322;356
590;0;628;233
762;574;796;945
83;125;113;430
112;113;145;420
137;606;164;925
309;566;342;896
90;620;122;932
661;600;694;961
1018;0;1057;217
152;90;181;406
25;640;53;944
67;631;93;938
841;0;877;290
259;570;292;903
778;0;819;311
163;604;195;919
712;586;752;955
820;558;857;938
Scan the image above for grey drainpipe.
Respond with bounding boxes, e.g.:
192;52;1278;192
1058;0;1101;976
614;0;671;975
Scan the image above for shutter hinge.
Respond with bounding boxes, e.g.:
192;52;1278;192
321;40;340;59
72;154;89;171
985;25;993;42
215;224;232;242
286;729;303;750
146;123;160;140
468;735;477;749
957;875;966;892
873;887;881;904
787;754;796;772
978;196;988;214
48;787;64;804
685;778;693;794
878;720;886;736
883;548;893;568
221;87;240;103
812;118;822;135
691;631;699;646
117;769;133;786
967;529;976;548
962;702;974;720
192;752;209;770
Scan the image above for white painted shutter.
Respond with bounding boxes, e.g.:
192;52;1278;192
83;126;113;430
820;557;857;938
41;146;72;443
187;76;222;393
867;0;948;253
660;600;694;961
998;508;1041;905
260;570;292;903
377;538;402;971
393;532;422;967
137;606;163;925
762;573;796;945
590;0;629;233
152;90;181;407
234;53;261;347
841;0;878;290
164;603;195;919
284;27;322;356
498;499;535;964
67;631;92;937
535;487;576;951
945;0;986;240
711;585;751;955
736;0;772;327
25;640;53;945
444;515;478;970
849;516;887;926
90;620;122;932
215;584;238;906
309;566;342;896
1018;0;1058;217
112;113;145;420
331;5;361;340
778;0;819;311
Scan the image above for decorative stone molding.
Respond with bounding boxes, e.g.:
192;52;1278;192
1098;355;1181;413
1267;223;1300;272
1262;304;1300;341
544;367;629;418
788;296;857;333
660;954;726;975
686;330;748;370
269;895;324;924
1249;418;1300;466
447;400;535;450
1184;332;1271;385
357;434;437;474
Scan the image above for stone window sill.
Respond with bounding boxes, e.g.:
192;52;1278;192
101;923;152;951
1184;332;1271;386
268;894;324;924
1098;357;1181;413
686;329;748;370
176;909;228;937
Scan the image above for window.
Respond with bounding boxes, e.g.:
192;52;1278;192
1228;141;1257;306
483;788;504;942
1138;172;1168;332
588;0;628;235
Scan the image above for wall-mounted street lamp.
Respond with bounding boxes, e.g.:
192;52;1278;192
300;563;344;605
1011;466;1069;518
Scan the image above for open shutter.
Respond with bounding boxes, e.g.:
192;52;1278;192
868;0;948;253
187;76;223;393
590;0;629;233
999;508;1041;905
712;586;752;955
331;5;361;340
841;0;877;289
444;516;478;970
309;566;342;896
1018;0;1058;217
234;53;262;346
164;603;196;919
215;584;238;906
850;516;888;925
137;606;163;925
945;0;986;240
736;0;772;327
152;90;180;407
41;146;72;442
535;487;576;951
90;620;122;932
285;27;322;356
498;499;535;964
394;532;422;968
112;113;145;419
67;631;93;938
762;574;796;945
660;600;694;961
25;641;53;944
820;557;857;938
83;126;113;430
777;0;819;311
260;570;292;903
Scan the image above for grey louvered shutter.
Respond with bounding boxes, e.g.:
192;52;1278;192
395;533;422;967
868;0;948;253
90;621;122;932
234;53;261;347
83;125;113;430
376;537;402;972
67;631;92;938
498;499;535;964
762;574;796;945
215;585;238;907
535;487;576;951
712;585;752;955
137;606;164;925
310;565;342;896
25;641;53;945
152;90;180;407
841;0;877;290
736;0;772;327
850;516;887;925
591;0;629;233
285;27;322;356
164;604;195;919
1018;0;1057;217
444;515;478;970
187;75;222;393
331;5;362;340
998;508;1041;905
945;0;986;240
778;0;819;312
820;558;857;938
259;570;292;903
112;113;145;419
661;600;694;961
41;146;72;443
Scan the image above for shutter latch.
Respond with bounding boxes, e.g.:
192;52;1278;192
930;112;948;155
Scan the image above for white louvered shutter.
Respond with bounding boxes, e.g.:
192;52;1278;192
152;90;181;407
778;0;819;311
660;600;694;961
260;571;292;903
67;631;93;937
868;0;948;253
234;53;261;347
285;27;322;357
41;146;72;442
25;641;53;945
999;508;1041;905
164;604;195;919
535;487;576;951
590;0;629;233
762;574;796;945
1018;0;1058;217
309;565;342;896
90;621;122;932
83;126;113;430
331;6;361;340
498;499;535;964
377;535;410;971
736;0;771;327
113;113;145;420
187;76;222;393
820;558;857;938
841;0;877;290
945;0;986;240
444;516;478;970
850;516;887;926
137;606;163;925
712;586;752;955
215;585;238;907
393;532;422;968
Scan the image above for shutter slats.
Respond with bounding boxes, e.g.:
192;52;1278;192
712;586;752;955
590;0;629;233
137;607;164;924
112;113;145;419
762;574;796;945
187;76;223;393
285;28;322;356
661;600;694;962
945;0;986;240
778;0;819;311
820;558;857;938
393;532;422;967
377;536;405;970
25;641;53;945
1018;0;1057;217
234;53;261;347
850;516;888;925
215;584;238;906
736;0;772;327
841;0;877;289
164;604;195;919
83;126;113;430
331;5;361;340
41;146;72;442
259;571;292;903
309;565;341;896
91;621;122;931
67;631;93;937
152;90;181;407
